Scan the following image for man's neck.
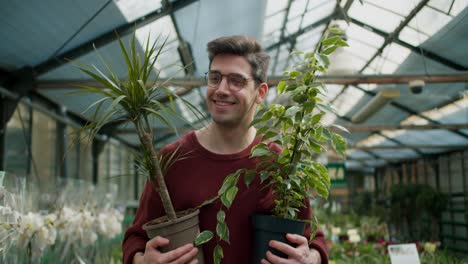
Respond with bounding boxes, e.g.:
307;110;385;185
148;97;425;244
196;122;257;154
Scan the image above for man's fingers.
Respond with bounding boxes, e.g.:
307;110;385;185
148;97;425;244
285;233;308;246
146;236;170;249
161;243;195;263
168;246;198;264
265;250;287;264
261;258;271;264
187;258;199;264
268;240;298;259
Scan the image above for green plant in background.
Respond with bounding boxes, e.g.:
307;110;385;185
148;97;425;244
390;184;448;241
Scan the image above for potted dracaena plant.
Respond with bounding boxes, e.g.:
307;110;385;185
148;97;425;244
205;27;349;263
72;32;214;263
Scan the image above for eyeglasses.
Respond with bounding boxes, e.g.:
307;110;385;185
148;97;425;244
205;71;255;91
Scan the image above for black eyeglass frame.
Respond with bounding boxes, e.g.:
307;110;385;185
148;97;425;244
204;71;259;90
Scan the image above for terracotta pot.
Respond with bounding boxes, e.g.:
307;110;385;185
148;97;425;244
251;214;305;263
143;209;204;263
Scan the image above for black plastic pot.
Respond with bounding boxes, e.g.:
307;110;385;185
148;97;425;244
251;214;305;263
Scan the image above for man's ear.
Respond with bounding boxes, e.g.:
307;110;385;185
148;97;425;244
256;83;268;103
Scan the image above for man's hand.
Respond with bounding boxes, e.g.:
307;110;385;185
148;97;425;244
261;233;321;264
133;236;199;264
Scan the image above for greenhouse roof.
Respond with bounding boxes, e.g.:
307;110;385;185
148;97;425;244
0;0;467;171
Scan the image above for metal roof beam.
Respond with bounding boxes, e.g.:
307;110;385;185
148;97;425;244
350;145;466;150
332;123;468;132
34;0;198;76
37;72;468;89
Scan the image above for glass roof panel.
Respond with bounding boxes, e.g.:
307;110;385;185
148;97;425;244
399;26;430;46
286;16;302;34
348;1;403;33
408;6;452;37
347;23;385;48
114;0;162;22
288;0;309;20
347;38;379;60
265;0;289;16
294;24;325;52
264;11;286;36
335;86;366;116
449;0;468;15
367;56;399;74
382;43;412;64
428;0;454;13
300;0;335;28
363;0;416;16
429;0;468;16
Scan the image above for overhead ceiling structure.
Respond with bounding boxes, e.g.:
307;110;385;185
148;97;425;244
0;0;467;171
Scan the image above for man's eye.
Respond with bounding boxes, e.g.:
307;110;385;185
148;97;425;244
230;76;245;86
209;74;220;82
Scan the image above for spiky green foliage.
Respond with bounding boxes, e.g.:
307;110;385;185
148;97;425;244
72;32;205;222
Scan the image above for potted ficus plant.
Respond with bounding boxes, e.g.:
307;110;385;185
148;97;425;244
72;32;211;262
246;27;349;263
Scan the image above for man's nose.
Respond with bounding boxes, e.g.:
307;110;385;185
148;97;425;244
217;76;230;92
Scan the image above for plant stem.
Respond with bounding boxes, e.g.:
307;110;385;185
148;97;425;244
139;127;177;222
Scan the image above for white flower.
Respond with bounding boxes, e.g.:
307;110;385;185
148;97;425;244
96;209;123;239
81;230;97;246
349;234;361;243
347;228;358;236
331;227;341;235
18;212;43;246
36;226;56;249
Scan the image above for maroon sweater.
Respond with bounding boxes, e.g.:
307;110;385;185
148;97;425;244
122;131;328;264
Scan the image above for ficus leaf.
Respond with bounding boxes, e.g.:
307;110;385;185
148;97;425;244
216;221;230;243
194;231;213;246
221;186;238;209
214;245;223;264
332;133;347;156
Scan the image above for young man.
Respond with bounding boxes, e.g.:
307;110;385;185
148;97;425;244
123;35;328;264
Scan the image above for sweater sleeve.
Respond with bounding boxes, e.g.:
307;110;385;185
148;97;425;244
122;180;164;264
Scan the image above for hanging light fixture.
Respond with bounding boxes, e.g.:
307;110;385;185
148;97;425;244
351;88;400;123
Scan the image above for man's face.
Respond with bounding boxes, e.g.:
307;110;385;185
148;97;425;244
206;54;267;128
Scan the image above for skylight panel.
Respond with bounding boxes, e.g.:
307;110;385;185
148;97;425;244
265;0;289;16
286;16;301;35
288;0;309;20
408;6;452;36
347;38;378;61
301;1;335;28
363;0;415;16
347;23;385;48
264;11;285;36
335;86;366;116
399;26;430;46
114;0;162;22
368;56;399;74
429;0;468;16
348;1;403;33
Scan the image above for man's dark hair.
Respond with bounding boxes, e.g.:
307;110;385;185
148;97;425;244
207;35;270;86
